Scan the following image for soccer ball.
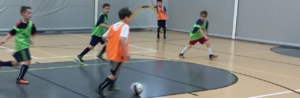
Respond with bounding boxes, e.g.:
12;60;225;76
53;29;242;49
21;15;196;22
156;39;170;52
131;82;143;96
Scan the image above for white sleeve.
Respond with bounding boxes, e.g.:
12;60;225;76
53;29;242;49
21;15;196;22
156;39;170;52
102;28;110;37
119;25;129;37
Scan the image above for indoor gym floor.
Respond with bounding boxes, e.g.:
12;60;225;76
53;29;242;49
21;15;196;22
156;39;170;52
0;30;300;98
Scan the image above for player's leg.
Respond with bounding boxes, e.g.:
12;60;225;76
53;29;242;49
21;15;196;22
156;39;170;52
0;60;19;67
179;40;198;58
162;20;167;39
97;38;106;61
201;39;218;60
96;61;122;96
157;20;162;39
77;36;98;62
15;49;31;84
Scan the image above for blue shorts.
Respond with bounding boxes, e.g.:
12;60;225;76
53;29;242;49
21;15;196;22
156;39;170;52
13;48;31;62
90;36;105;46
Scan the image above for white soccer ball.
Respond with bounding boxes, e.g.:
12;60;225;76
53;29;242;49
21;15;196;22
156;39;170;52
131;82;143;96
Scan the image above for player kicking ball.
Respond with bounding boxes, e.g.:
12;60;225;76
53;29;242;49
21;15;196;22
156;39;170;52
179;10;218;60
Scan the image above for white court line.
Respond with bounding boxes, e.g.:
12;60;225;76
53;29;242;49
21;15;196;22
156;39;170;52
63;33;157;51
31;56;38;59
249;89;300;98
0;46;14;52
35;51;156;60
1;46;39;59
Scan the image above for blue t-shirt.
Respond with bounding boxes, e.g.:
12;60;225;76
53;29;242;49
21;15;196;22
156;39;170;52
192;19;209;34
154;5;167;14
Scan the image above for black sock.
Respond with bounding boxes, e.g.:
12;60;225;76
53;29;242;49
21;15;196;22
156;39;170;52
110;78;117;88
162;26;166;37
98;77;113;90
0;61;13;67
157;28;160;38
79;47;91;57
17;65;29;80
98;45;106;57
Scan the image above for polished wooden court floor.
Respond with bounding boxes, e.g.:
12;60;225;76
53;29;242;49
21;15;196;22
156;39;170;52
0;31;299;98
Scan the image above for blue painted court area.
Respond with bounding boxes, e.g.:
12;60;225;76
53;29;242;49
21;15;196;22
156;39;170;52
0;59;237;98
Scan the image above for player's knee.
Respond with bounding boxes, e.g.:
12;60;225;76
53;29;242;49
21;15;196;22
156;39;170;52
12;61;20;66
108;74;117;80
89;46;94;50
187;45;192;49
24;60;31;65
204;42;210;47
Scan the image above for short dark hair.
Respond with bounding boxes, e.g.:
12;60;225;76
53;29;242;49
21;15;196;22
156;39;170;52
200;10;208;16
21;6;31;14
157;0;162;2
102;3;110;8
119;7;132;20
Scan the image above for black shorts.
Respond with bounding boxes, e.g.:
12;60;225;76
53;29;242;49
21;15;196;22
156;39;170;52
158;20;166;27
13;48;31;62
90;36;105;46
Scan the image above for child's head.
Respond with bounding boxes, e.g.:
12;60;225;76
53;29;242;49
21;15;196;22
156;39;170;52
157;0;163;6
102;3;110;14
21;6;32;20
119;7;132;24
200;10;207;21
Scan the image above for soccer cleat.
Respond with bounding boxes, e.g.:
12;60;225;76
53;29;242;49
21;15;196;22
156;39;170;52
76;55;84;62
179;54;185;58
210;55;218;60
108;87;120;91
17;79;29;84
95;89;106;97
97;55;106;61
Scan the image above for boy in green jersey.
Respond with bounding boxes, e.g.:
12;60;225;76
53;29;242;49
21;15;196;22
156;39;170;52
179;10;218;60
0;6;37;84
77;3;110;62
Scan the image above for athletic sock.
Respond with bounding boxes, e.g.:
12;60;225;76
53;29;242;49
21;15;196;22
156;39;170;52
98;77;113;90
98;45;106;57
181;47;188;54
79;47;91;57
17;65;29;80
0;61;13;67
109;78;117;88
207;48;213;55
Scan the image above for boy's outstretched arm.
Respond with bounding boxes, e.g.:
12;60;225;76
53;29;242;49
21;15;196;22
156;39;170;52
100;23;110;28
199;29;209;40
0;34;13;46
151;0;156;7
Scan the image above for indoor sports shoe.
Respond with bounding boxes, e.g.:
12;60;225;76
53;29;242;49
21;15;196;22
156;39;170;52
179;54;185;58
95;89;106;97
76;55;84;62
16;79;29;84
108;87;120;91
97;55;106;61
210;55;218;60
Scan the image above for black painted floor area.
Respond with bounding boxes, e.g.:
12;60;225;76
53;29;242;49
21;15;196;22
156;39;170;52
271;46;300;58
0;59;237;98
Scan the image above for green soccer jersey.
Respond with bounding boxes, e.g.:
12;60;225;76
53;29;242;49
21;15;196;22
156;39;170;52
91;13;108;37
14;21;33;52
190;19;207;41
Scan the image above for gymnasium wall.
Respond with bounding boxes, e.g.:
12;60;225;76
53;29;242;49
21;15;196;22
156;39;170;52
98;0;168;29
236;0;300;47
0;0;95;31
167;0;235;38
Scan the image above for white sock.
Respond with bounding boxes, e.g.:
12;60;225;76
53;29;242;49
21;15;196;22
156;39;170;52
207;48;213;55
181;47;188;54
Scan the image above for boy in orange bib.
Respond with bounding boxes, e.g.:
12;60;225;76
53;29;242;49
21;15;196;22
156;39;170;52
152;0;169;39
95;7;132;97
